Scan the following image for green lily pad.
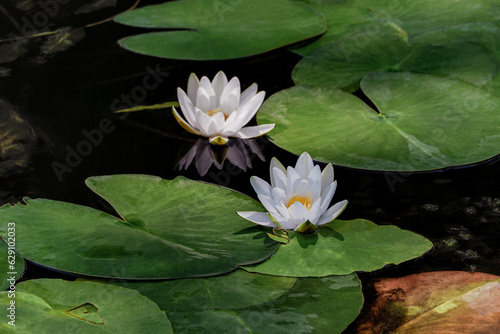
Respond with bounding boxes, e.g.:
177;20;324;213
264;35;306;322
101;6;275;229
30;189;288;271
113;269;296;311
110;270;363;334
293;0;500;56
0;279;172;333
258;73;500;171
114;0;326;60
0;239;24;291
293;36;497;91
242;220;432;277
0;175;278;279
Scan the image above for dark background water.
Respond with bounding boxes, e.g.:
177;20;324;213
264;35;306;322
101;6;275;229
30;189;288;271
1;0;499;332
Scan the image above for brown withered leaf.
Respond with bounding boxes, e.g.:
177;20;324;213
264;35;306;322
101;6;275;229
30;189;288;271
357;271;500;334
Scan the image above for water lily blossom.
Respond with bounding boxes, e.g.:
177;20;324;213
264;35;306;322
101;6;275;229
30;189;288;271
237;153;348;233
173;71;275;145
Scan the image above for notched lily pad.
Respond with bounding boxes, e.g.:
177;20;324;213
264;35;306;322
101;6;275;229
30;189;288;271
109;270;363;334
0;279;172;333
0;175;278;279
242;219;432;277
114;0;326;60
293;36;497;91
258;73;500;171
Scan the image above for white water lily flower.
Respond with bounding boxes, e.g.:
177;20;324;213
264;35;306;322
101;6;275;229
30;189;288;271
237;152;348;233
173;71;275;145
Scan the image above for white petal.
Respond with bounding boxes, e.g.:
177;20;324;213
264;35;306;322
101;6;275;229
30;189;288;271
237;211;276;228
194;107;213;136
295;179;310;197
187;73;200;103
275;202;291;219
270;157;287;187
209;111;226;133
172;107;201;136
196;87;212;112
317;200;348;225
287;202;309;226
234;124;275;139
211;71;228;103
220;86;240;115
276;217;298;230
286;166;301;195
250;176;273;198
307;200;323;224
224;91;265;133
240;83;258;107
295;152;314;179
307;165;322;201
199;76;217;107
177;88;198;127
271;187;287;206
220;76;241;106
257;194;280;216
321;163;334;196
320;181;338;213
272;167;287;191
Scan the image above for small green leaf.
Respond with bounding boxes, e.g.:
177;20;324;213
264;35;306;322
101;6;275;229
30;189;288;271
295;220;319;234
114;101;179;113
243;220;433;277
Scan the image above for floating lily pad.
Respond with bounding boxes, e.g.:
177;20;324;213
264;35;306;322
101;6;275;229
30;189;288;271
114;0;326;60
110;270;363;334
0;175;278;279
356;271;500;333
0;239;24;291
0;279;172;333
293;37;497;91
243;220;432;277
258;73;500;171
113;269;296;311
293;0;500;56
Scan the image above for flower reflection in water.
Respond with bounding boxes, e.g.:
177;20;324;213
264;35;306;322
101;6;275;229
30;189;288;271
178;138;265;177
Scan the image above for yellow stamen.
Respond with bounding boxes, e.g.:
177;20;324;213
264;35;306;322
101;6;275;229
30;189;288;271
207;108;229;120
287;193;312;210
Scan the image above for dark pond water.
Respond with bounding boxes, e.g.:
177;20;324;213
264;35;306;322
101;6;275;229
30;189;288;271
1;0;500;332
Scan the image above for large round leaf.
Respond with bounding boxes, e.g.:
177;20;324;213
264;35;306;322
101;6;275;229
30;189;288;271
113;269;296;311
0;175;278;279
292;0;500;56
0;239;24;291
242;220;432;277
0;279;172;333
110;270;363;334
258;73;500;171
114;0;326;60
293;37;497;91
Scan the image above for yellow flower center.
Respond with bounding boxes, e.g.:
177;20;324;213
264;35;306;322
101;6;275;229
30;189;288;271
287;193;312;210
207;108;229;120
